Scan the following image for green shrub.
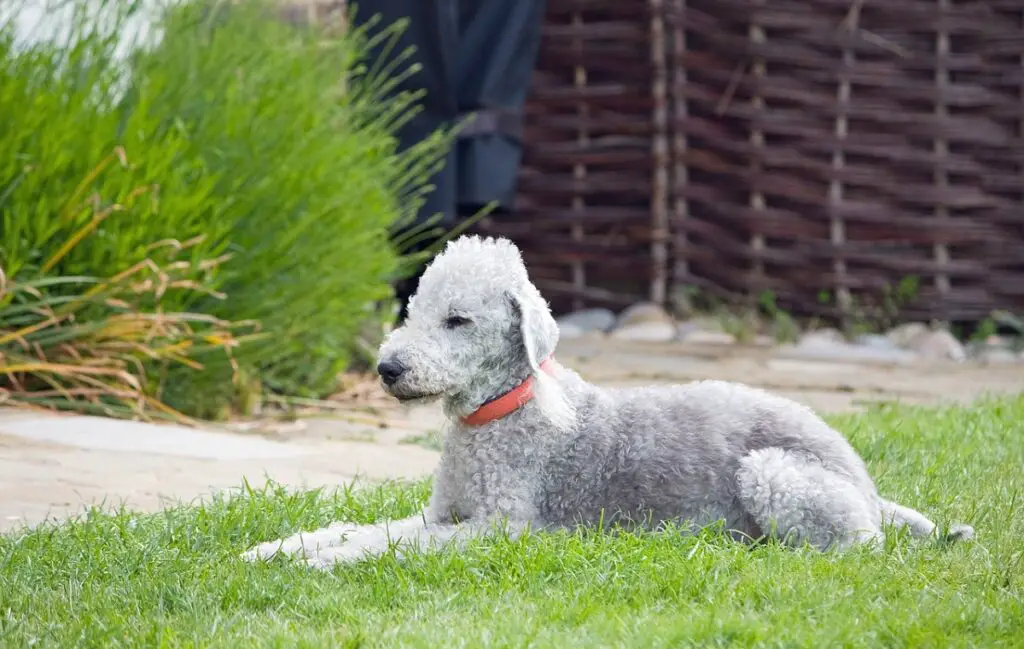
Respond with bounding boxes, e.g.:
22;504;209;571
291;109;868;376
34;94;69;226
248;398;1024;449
1;0;453;418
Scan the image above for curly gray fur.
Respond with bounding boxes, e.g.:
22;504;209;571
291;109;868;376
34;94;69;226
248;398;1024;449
242;235;973;569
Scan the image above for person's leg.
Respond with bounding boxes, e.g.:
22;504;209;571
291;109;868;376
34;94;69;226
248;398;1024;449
351;0;460;321
352;0;547;321
454;0;547;217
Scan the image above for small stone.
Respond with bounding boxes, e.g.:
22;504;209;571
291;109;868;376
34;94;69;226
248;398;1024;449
886;322;930;349
780;338;916;364
572;329;606;342
681;330;737;346
968;336;1021;365
675;320;702;340
557;323;586;340
557;308;617;333
854;333;899;351
615;302;674;329
790;328;919;364
799;328;846;346
977;346;1018;365
610;321;677;343
908;329;966;362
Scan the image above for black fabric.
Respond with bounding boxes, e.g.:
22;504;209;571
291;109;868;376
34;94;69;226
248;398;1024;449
453;0;544;214
455;108;524;143
352;0;546;227
352;0;546;322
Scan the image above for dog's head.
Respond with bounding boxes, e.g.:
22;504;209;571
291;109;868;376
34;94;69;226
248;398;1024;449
376;236;573;428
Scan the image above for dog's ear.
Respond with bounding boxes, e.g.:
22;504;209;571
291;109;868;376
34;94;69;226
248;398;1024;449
506;287;575;431
506;287;556;368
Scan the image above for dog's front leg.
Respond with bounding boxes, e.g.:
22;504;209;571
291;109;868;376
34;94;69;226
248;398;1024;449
302;515;462;569
244;441;465;564
304;469;551;569
303;515;541;570
242;509;453;565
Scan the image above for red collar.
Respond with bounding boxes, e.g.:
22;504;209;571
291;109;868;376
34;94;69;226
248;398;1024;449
460;357;559;426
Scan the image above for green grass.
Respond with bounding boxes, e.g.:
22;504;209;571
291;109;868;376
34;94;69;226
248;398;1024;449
2;0;454;418
2;396;1023;648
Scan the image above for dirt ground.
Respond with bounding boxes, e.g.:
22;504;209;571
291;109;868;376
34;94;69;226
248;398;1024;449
2;337;1022;531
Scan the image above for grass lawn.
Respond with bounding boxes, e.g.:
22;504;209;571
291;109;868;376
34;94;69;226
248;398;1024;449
1;396;1022;648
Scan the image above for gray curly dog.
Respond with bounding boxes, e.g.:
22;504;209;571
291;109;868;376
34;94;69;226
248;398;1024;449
242;235;973;569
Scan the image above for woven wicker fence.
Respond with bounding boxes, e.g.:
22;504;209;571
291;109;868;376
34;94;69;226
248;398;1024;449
476;0;662;312
478;0;1024;322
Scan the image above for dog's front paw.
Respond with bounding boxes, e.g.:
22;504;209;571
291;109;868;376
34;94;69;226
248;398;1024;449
240;522;361;563
241;535;316;562
304;543;377;570
240;539;289;562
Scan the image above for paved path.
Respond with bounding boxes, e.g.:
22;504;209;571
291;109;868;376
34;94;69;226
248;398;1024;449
2;338;1022;531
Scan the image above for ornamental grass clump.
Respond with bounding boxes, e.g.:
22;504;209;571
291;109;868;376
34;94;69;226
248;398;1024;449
0;163;259;422
1;0;453;418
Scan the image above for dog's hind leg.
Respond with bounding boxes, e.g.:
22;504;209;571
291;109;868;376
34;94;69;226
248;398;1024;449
735;448;883;551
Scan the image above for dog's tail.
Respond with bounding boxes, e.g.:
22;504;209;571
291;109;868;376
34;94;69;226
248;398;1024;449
878;497;974;543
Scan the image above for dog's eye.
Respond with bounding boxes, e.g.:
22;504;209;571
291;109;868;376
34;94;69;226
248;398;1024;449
444;315;472;329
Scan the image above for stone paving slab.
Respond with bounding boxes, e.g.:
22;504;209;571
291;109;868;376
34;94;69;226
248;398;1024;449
0;414;309;460
0;409;442;532
1;338;1021;532
559;338;1024;412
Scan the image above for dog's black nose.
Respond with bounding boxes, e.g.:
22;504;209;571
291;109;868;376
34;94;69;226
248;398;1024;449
376;360;407;386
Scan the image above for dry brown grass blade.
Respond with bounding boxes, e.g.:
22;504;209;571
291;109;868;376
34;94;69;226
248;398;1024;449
2;227;256;424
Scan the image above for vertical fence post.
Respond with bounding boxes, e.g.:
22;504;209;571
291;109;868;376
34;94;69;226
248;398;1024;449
831;1;858;316
571;10;589;312
933;0;952;313
748;2;767;294
670;0;690;302
650;0;669;305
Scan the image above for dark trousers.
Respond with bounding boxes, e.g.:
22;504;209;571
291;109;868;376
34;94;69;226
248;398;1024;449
351;0;547;318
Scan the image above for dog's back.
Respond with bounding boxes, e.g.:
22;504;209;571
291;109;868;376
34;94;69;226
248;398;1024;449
535;372;877;534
